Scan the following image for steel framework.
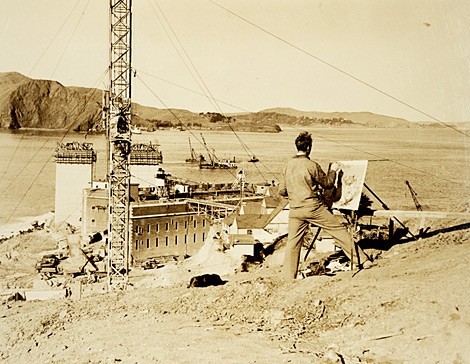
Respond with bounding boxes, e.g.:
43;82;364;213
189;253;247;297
107;0;133;289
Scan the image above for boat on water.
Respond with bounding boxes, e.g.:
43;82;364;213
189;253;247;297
199;158;237;169
130;125;142;134
197;133;238;169
186;137;203;163
248;156;259;163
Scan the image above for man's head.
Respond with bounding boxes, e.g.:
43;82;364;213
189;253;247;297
295;132;312;155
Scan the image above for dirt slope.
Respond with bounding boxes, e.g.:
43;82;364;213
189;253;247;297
0;216;469;363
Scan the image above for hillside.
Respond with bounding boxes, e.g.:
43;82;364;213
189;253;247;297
0;72;31;103
0;212;469;362
0;73;101;131
261;107;414;128
0;72;31;127
233;111;355;128
0;72;425;132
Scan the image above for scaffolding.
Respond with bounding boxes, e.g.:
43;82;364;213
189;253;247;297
54;142;96;164
186;199;237;222
130;143;163;165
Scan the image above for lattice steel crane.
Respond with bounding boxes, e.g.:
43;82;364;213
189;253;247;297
106;0;133;290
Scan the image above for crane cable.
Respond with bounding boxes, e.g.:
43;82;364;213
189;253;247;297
288;123;464;185
210;0;469;138
134;73;276;187
29;0;83;76
135;69;250;113
135;74;243;178
0;70;108;199
2;0;84;184
135;69;280;182
146;0;267;168
51;0;92;78
147;0;219;112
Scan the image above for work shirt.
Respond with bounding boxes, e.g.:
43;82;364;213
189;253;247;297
278;154;336;209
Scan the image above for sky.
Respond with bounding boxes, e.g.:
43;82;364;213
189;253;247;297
1;0;469;122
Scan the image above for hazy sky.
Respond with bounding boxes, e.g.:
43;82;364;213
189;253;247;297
1;0;469;122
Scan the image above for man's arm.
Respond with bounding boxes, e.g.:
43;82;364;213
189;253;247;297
313;162;337;189
278;168;288;197
278;179;288;197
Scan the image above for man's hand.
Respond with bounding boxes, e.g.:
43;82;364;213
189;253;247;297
330;162;340;172
337;169;344;181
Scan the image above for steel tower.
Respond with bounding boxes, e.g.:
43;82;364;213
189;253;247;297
107;0;133;289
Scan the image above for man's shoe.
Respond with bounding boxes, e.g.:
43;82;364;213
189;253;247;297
353;260;375;270
361;260;375;269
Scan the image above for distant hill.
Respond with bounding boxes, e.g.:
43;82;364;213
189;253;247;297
0;72;280;132
260;107;413;128
1;72;430;132
0;73;100;131
232;110;354;128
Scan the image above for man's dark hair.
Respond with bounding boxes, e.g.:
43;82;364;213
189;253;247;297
295;132;312;152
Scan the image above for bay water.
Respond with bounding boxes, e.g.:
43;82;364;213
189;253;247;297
0;127;467;226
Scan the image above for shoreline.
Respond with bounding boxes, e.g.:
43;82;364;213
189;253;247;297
0;122;443;137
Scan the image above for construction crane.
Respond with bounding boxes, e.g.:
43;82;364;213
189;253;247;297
200;133;215;164
106;0;133;290
405;180;423;211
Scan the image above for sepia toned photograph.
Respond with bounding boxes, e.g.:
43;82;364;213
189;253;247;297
0;1;468;362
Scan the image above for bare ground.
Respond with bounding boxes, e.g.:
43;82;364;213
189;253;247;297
0;213;469;363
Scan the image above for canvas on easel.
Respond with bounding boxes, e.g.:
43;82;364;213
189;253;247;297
332;160;368;211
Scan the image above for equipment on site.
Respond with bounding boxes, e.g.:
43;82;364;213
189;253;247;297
186;137;202;163
405;180;423;211
363;183;417;241
35;254;61;274
106;0;133;290
198;133;237;169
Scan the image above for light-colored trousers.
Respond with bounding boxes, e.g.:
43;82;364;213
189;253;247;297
283;204;369;279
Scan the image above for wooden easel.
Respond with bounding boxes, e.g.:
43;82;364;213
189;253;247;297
303;183;417;263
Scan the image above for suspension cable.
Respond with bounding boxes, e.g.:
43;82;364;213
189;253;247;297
288;124;464;185
51;0;91;78
135;69;250;112
29;0;83;76
210;0;469;138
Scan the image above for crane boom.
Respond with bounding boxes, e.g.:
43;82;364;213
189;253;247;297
405;180;422;211
107;0;133;290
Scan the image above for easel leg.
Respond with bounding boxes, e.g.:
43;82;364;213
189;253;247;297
303;227;321;262
350;211;357;272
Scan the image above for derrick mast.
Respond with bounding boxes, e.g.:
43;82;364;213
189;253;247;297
107;0;133;289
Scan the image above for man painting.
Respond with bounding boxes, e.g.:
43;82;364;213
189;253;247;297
278;132;372;279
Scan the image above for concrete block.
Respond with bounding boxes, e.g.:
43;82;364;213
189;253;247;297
24;289;66;301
